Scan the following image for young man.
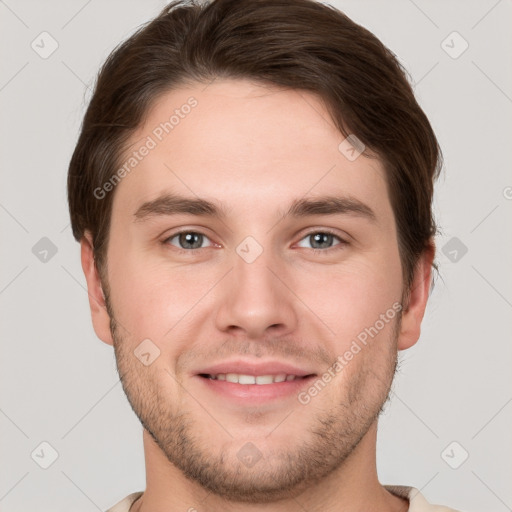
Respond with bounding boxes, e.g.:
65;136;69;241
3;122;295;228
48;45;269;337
68;0;460;510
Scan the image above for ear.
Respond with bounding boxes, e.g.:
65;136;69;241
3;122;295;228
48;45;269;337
397;241;435;351
80;232;113;346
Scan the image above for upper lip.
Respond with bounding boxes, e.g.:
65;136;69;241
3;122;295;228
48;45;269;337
196;359;317;377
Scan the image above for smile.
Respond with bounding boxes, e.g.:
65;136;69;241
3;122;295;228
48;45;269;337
200;373;309;385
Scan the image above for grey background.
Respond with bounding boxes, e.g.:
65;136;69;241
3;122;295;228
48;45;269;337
1;0;511;511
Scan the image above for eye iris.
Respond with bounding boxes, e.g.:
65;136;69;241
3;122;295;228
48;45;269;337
311;233;333;249
179;232;203;249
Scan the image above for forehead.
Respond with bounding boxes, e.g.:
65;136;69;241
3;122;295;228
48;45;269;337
111;78;392;226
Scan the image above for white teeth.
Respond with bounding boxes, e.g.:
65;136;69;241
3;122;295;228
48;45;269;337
208;373;300;385
255;375;274;385
239;374;256;385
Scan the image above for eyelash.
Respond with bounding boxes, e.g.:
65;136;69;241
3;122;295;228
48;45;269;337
297;229;348;253
162;229;348;255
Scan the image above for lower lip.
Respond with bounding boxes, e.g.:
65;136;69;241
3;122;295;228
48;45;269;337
197;375;316;404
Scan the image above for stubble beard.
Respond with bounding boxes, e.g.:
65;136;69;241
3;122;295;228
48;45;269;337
107;295;400;503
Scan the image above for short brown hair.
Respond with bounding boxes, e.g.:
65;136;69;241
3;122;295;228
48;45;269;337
67;0;442;296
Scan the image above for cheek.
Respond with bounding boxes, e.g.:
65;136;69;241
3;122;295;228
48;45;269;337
297;252;403;349
107;248;217;343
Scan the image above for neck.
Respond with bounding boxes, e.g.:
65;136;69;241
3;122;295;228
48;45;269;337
130;422;408;512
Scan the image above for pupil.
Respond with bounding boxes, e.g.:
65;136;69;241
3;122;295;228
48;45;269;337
312;233;332;249
180;232;202;249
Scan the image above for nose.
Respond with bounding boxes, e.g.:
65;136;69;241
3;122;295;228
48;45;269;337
214;246;299;340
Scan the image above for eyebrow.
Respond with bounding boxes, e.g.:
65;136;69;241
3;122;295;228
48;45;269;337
133;193;377;224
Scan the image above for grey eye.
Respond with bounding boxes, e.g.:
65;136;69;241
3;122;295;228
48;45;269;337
167;232;212;250
297;232;342;250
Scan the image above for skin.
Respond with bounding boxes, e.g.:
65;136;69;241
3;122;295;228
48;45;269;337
81;79;434;512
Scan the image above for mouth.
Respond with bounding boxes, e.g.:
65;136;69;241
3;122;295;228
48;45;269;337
194;362;317;404
198;373;313;385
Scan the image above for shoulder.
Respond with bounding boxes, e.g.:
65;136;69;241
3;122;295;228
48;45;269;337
384;485;463;512
105;491;144;512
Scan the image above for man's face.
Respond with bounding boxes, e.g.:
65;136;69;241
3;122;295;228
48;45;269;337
94;79;409;501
